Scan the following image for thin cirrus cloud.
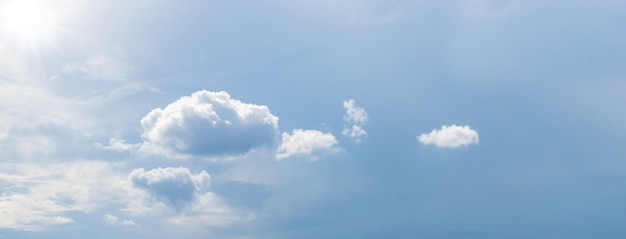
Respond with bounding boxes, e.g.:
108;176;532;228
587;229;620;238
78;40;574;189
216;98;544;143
342;99;368;143
418;124;479;148
139;90;279;158
62;48;133;82
276;129;340;160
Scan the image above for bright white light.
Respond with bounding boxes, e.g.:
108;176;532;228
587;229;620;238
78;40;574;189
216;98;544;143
1;1;59;48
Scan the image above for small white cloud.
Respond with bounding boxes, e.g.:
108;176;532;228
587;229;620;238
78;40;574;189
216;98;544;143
139;90;279;158
343;99;368;124
342;125;367;139
99;138;138;152
276;129;340;160
129;167;211;207
417;124;479;148
342;99;368;143
103;214;119;225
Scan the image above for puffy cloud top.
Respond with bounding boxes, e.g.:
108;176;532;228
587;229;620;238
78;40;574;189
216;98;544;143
417;124;479;148
129;167;210;206
276;129;339;160
140;90;279;157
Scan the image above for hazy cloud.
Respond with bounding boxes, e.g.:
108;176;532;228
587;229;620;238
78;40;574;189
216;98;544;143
129;167;211;207
103;214;119;225
103;213;135;226
63;48;133;82
418;124;479;148
98;138;137;153
0;162;136;231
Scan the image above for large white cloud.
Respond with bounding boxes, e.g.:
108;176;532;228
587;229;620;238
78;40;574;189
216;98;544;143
342;99;368;143
276;129;340;160
129;167;211;207
417;124;479;148
140;90;279;158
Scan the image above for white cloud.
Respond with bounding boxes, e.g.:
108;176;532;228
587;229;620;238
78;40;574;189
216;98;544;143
127;167;252;227
0;158;247;231
140;90;279;158
129;167;211;207
342;99;368;143
276;129;340;160
0;161;138;231
0;193;75;231
167;192;255;227
0;84;86;126
342;124;367;139
98;138;138;153
417;124;479;148
343;99;368;124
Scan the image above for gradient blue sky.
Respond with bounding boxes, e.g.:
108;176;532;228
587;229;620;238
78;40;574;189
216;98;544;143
1;0;626;238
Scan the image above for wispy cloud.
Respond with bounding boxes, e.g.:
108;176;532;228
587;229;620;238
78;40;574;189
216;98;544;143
63;47;134;82
0;161;137;231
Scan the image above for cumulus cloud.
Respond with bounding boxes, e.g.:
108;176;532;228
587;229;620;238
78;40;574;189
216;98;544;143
342;99;368;143
417;124;479;148
140;90;279;158
129;167;211;207
276;129;340;160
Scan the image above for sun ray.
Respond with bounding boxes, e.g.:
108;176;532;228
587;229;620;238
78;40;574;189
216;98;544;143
0;0;66;56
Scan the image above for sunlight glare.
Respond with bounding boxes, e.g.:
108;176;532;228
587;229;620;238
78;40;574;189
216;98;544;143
1;1;59;48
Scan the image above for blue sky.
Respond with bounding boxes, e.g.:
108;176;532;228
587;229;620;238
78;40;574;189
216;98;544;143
1;0;626;238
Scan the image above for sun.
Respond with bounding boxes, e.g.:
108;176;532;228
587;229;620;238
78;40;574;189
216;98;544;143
0;0;61;50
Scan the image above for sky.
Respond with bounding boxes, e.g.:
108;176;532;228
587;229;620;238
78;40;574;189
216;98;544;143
0;0;626;238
